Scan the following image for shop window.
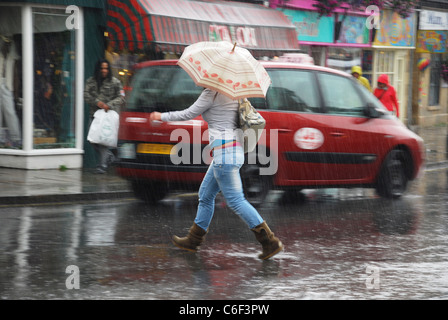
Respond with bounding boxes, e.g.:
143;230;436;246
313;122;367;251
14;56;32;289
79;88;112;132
375;50;394;85
33;8;76;149
327;47;362;74
361;50;373;85
428;54;441;106
300;45;327;67
0;6;22;149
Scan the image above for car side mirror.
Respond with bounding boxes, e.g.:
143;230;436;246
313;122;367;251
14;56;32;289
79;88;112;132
364;103;380;118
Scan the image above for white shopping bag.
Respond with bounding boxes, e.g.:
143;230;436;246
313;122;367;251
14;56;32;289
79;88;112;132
87;109;119;147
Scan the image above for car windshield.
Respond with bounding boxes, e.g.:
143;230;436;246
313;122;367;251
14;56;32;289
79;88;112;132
126;65;203;112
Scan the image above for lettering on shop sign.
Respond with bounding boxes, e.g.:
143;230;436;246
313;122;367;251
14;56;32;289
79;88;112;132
295;17;319;37
65;5;80;30
209;25;258;47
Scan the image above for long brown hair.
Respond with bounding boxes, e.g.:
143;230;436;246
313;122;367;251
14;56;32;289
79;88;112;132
93;59;112;92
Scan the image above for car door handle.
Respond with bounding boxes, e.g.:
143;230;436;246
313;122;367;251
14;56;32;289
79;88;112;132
330;132;345;137
278;128;292;133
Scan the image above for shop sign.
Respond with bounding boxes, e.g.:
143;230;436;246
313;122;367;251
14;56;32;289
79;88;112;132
419;10;448;31
337;15;370;44
282;9;334;43
209;25;258;47
416;30;447;53
373;10;415;47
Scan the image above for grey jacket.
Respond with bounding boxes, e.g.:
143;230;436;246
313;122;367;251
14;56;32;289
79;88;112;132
84;76;125;117
161;89;241;148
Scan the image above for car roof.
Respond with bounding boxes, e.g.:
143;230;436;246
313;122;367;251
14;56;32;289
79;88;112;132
133;59;351;79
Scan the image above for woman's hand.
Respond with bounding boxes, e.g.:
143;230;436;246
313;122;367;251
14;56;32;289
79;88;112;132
150;112;162;121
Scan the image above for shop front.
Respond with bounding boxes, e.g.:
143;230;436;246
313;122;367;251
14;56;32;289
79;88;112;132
271;1;417;123
413;9;448;126
105;0;301;89
0;0;105;169
369;9;417;123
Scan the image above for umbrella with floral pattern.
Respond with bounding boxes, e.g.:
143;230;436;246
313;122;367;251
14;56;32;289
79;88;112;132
177;41;271;100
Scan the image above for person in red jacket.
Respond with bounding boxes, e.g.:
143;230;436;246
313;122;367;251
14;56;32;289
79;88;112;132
374;74;399;117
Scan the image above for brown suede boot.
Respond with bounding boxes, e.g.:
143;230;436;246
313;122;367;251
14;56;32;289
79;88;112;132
172;223;207;252
251;221;283;260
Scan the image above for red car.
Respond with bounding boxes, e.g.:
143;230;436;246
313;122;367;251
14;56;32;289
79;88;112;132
116;60;425;204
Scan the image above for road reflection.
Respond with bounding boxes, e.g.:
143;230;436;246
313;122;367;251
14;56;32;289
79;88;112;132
2;187;435;300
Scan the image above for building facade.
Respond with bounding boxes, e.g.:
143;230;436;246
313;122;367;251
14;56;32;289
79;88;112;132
413;3;448;126
270;0;418;124
0;0;105;169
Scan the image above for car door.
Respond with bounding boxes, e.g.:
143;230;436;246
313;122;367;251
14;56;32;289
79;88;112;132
256;68;331;184
313;71;387;183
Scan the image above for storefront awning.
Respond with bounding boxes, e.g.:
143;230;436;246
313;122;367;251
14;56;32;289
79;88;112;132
106;0;300;57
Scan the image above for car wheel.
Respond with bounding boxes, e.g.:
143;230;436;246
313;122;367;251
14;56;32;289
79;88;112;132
131;181;168;203
279;188;305;205
240;163;272;206
376;150;408;199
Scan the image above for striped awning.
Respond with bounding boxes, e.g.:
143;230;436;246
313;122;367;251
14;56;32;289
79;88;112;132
106;0;300;56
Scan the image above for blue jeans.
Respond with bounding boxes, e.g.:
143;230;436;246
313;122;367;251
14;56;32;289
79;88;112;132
194;145;264;231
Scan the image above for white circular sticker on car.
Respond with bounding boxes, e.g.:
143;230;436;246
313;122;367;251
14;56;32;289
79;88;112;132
294;128;324;150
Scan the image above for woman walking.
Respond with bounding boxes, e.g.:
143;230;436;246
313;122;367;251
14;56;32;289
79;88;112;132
149;88;283;260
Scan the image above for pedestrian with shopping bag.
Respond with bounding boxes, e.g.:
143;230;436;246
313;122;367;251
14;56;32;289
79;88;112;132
150;41;283;260
84;59;124;174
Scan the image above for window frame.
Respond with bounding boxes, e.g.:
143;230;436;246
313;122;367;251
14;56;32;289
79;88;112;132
428;53;442;107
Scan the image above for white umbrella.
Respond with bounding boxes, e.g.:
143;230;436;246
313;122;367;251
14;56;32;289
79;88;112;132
177;41;271;100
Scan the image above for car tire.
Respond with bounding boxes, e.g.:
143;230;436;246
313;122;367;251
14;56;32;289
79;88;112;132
241;146;274;206
131;181;168;204
279;188;305;205
240;163;272;207
376;149;408;199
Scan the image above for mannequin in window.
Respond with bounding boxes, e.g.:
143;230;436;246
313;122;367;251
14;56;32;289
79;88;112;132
0;35;21;147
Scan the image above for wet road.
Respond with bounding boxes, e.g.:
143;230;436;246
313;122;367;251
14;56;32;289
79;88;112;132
1;168;448;300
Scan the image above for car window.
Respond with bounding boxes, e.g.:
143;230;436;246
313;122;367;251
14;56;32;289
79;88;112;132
126;65;203;112
251;69;320;113
356;81;391;115
317;72;365;116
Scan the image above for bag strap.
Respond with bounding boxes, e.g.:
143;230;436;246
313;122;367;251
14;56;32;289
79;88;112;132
378;87;388;100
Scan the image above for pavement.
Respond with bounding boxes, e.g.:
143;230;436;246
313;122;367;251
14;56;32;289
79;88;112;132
0;125;447;206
